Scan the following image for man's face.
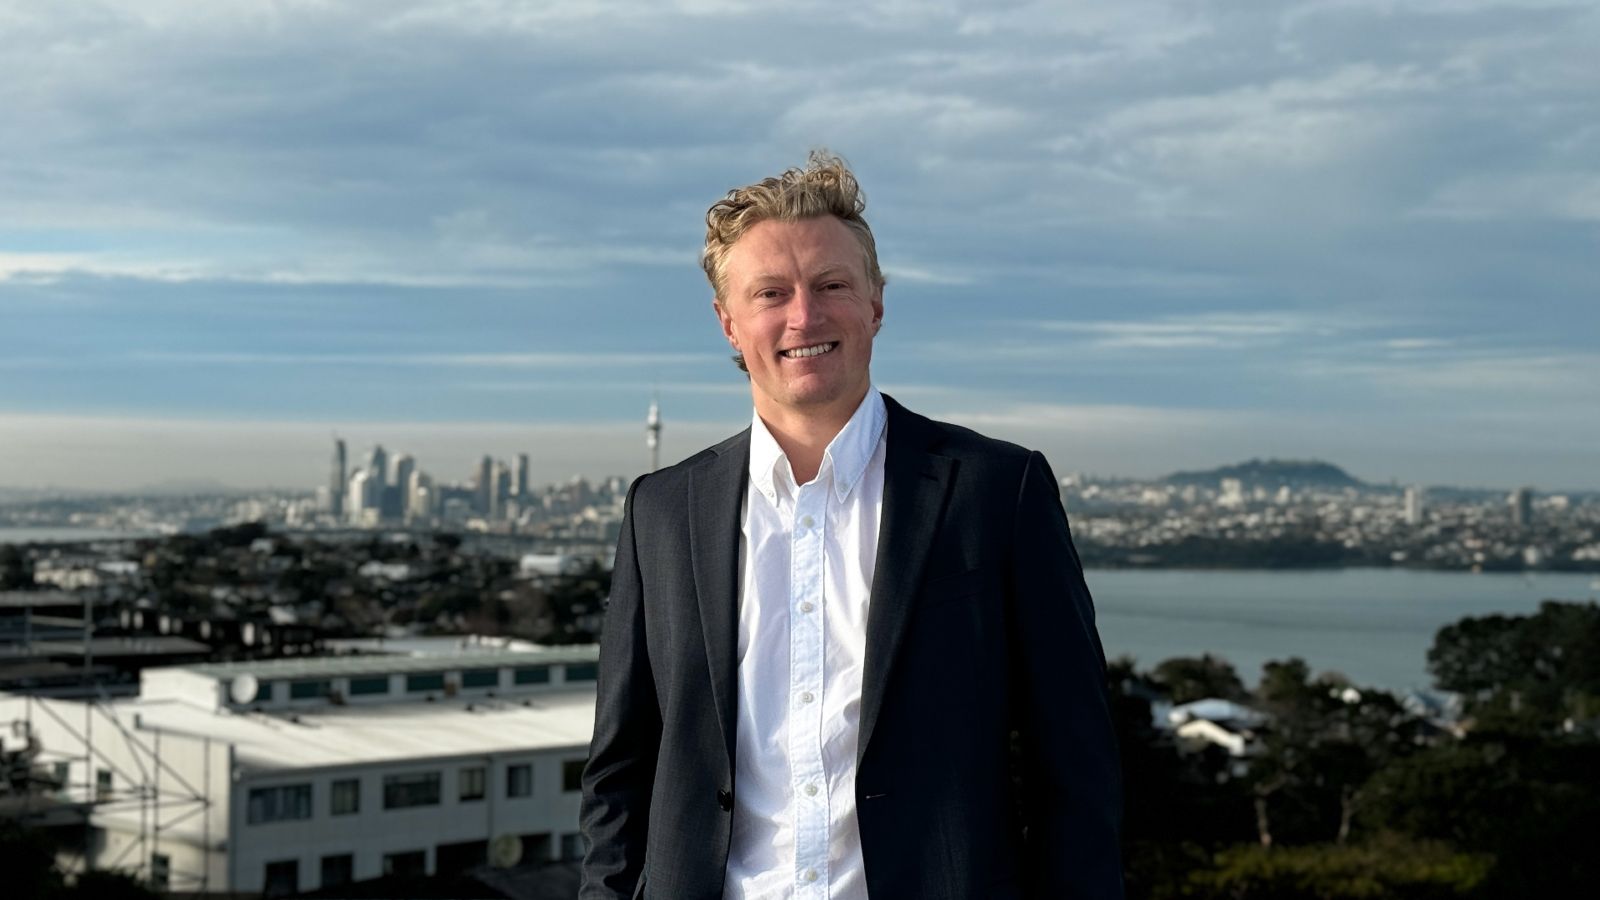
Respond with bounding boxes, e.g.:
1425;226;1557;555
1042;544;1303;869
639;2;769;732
714;216;883;424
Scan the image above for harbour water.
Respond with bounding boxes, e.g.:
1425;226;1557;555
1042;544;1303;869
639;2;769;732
0;526;158;545
1088;567;1599;691
4;525;1593;693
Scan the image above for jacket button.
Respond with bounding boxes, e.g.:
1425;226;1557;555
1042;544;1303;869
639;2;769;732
716;789;732;811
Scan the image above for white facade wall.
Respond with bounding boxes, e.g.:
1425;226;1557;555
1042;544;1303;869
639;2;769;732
2;678;597;894
227;747;588;894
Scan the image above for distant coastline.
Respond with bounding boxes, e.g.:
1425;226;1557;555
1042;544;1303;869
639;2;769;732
0;526;160;545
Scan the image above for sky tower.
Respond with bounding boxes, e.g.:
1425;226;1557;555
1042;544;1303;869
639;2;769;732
646;395;662;473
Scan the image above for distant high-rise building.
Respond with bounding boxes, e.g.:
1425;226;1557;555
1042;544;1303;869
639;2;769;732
406;469;434;523
367;445;388;493
492;460;513;521
329;438;347;519
476;455;493;516
347;470;371;525
392;454;416;519
1509;487;1533;527
1405;486;1425;526
646;395;662;473
515;453;530;498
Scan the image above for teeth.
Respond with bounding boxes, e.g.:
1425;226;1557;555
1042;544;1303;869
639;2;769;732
783;342;835;359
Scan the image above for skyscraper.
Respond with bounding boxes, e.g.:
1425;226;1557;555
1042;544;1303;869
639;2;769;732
646;395;662;473
367;445;389;494
392;454;416;520
346;470;371;525
406;469;434;523
476;455;494;516
515;453;530;499
329;438;347;520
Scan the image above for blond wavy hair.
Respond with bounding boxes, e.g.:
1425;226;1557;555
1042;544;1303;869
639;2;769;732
702;151;886;372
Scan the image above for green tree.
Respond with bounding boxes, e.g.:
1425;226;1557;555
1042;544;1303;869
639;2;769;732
1173;834;1489;900
1249;659;1427;848
1152;654;1248;704
1363;730;1600;898
1429;600;1600;728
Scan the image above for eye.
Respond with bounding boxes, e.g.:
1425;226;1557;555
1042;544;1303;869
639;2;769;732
823;281;848;291
755;288;781;300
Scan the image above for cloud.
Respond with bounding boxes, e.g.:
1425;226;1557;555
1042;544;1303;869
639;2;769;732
1037;313;1329;350
124;351;708;369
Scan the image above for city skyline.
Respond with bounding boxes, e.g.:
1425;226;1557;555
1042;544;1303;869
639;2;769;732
3;1;1596;490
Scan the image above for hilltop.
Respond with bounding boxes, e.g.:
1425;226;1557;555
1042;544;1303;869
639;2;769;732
1162;458;1365;490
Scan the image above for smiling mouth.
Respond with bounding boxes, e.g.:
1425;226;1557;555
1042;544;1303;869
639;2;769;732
780;341;838;359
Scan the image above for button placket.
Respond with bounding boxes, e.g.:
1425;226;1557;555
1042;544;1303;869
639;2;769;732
789;477;829;894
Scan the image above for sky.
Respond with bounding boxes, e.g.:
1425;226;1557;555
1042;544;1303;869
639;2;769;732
2;0;1596;493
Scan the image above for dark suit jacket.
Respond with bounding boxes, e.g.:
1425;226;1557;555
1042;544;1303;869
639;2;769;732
580;395;1123;899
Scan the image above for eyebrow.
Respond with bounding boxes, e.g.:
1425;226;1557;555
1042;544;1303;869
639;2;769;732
748;265;855;284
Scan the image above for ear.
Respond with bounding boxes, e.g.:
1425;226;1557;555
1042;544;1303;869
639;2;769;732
712;298;739;350
870;284;884;332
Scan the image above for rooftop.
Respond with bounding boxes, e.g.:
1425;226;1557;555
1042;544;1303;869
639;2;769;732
179;644;599;681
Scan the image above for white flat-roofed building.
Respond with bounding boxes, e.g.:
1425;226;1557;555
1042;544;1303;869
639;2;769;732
0;643;601;896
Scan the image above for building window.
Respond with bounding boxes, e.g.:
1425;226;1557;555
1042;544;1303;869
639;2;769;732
562;759;586;793
564;662;598;682
383;849;426;877
263;859;299;898
459;766;486;802
52;761;70;795
331;778;360;816
150;853;170;890
290;679;330;700
506;764;532;798
520;833;551;863
95;768;112;799
258;681;281;702
349;675;389;696
436;839;487;875
462;668;499;689
248;784;313;824
559;833;588;861
513;666;549;685
406;672;445;693
320;853;353;889
383;772;441;809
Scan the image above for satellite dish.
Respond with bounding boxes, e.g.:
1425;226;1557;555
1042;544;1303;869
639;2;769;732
229;674;259;705
489;833;523;869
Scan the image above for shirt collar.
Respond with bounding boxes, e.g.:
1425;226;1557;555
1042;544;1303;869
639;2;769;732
748;385;887;505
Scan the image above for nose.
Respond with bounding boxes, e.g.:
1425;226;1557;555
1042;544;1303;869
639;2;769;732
787;286;824;330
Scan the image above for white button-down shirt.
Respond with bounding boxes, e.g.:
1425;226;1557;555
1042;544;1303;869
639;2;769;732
724;386;888;900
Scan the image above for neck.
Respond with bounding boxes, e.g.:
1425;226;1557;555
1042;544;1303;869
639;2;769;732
755;386;868;485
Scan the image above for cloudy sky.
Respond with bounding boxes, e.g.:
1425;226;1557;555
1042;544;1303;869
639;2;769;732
2;0;1596;492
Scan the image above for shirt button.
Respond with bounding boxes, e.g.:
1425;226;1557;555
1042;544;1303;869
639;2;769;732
804;783;818;797
799;601;814;613
800;691;814;704
803;869;818;882
799;514;814;530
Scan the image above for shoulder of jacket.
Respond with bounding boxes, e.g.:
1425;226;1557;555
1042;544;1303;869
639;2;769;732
627;427;749;503
884;392;1032;466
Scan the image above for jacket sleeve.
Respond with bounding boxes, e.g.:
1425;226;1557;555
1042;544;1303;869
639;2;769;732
579;476;661;899
1008;451;1124;898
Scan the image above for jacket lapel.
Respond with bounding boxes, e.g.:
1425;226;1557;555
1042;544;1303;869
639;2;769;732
689;430;749;771
857;396;954;766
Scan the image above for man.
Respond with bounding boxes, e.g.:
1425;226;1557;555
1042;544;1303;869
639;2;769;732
580;153;1123;899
